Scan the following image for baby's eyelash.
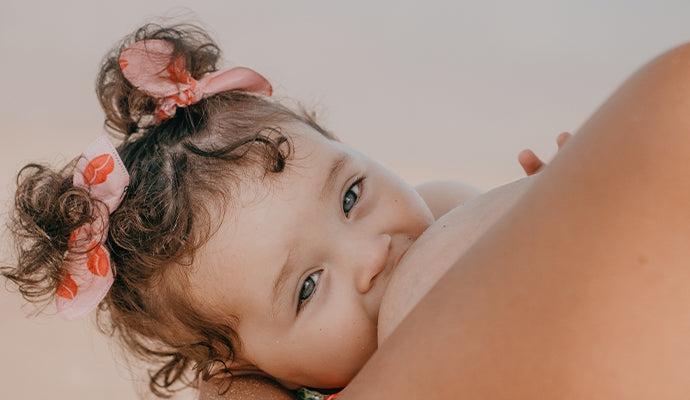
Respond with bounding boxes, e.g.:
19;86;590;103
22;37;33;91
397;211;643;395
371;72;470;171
297;270;321;313
342;177;364;217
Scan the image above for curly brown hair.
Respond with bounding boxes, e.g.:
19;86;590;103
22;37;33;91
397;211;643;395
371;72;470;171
2;23;333;397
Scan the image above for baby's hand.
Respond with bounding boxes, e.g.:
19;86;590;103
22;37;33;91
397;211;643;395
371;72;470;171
518;132;571;176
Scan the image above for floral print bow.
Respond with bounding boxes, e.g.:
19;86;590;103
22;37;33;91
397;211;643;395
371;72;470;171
56;136;128;320
119;39;273;120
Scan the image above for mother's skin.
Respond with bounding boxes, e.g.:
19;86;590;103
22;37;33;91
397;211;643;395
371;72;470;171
342;42;690;398
378;176;533;343
202;43;690;399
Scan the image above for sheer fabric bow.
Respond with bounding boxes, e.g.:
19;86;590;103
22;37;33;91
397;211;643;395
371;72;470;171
56;136;129;320
119;39;273;120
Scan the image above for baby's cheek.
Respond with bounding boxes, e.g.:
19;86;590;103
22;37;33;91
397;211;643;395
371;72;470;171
305;315;379;387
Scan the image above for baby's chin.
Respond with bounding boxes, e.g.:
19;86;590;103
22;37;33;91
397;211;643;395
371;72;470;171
273;324;379;390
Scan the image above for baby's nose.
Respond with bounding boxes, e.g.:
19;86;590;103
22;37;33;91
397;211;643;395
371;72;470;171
355;234;392;294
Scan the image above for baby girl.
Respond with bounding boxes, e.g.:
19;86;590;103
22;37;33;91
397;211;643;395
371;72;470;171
2;22;562;400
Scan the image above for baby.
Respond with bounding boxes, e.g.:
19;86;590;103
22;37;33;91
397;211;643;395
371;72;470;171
1;22;561;399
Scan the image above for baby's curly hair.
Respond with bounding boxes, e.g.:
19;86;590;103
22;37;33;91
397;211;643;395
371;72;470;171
3;23;333;397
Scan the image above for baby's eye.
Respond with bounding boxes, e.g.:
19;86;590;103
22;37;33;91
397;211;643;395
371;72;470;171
342;180;361;216
297;270;321;311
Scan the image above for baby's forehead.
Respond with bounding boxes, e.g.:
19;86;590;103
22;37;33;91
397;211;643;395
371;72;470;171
188;124;352;295
189;167;319;301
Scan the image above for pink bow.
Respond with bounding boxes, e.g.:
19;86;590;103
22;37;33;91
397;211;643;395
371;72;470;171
119;39;273;120
56;135;129;320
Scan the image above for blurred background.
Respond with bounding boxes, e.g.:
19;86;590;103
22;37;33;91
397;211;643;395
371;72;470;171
2;0;690;398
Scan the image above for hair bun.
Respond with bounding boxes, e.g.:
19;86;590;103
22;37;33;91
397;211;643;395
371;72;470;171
96;24;222;136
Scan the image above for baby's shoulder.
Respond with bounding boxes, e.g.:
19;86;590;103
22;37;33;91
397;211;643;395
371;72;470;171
415;180;482;220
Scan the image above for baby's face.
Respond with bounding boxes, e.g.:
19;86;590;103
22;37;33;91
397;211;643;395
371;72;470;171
190;124;434;389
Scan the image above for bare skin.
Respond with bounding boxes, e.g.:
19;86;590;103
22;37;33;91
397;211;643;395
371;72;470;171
198;134;567;398
198;375;295;400
197;179;483;399
341;42;690;398
200;42;690;398
379;132;572;342
378;176;531;343
518;132;572;176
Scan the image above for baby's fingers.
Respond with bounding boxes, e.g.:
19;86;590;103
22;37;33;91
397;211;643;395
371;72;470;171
518;149;544;176
519;132;571;176
556;132;572;149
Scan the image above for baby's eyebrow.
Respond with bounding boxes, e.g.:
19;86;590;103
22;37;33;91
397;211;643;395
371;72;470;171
272;246;297;317
320;153;349;201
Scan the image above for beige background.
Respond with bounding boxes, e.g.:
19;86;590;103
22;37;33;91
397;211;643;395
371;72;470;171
3;1;690;399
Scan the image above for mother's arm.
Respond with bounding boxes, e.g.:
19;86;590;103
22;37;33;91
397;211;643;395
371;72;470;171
198;375;295;400
345;43;690;398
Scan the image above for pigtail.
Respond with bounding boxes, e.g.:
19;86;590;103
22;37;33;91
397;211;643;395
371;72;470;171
3;162;94;307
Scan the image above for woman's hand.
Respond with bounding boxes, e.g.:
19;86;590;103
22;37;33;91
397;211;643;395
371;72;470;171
518;132;571;175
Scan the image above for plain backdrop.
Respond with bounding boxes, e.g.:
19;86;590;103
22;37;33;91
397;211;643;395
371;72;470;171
3;1;690;398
